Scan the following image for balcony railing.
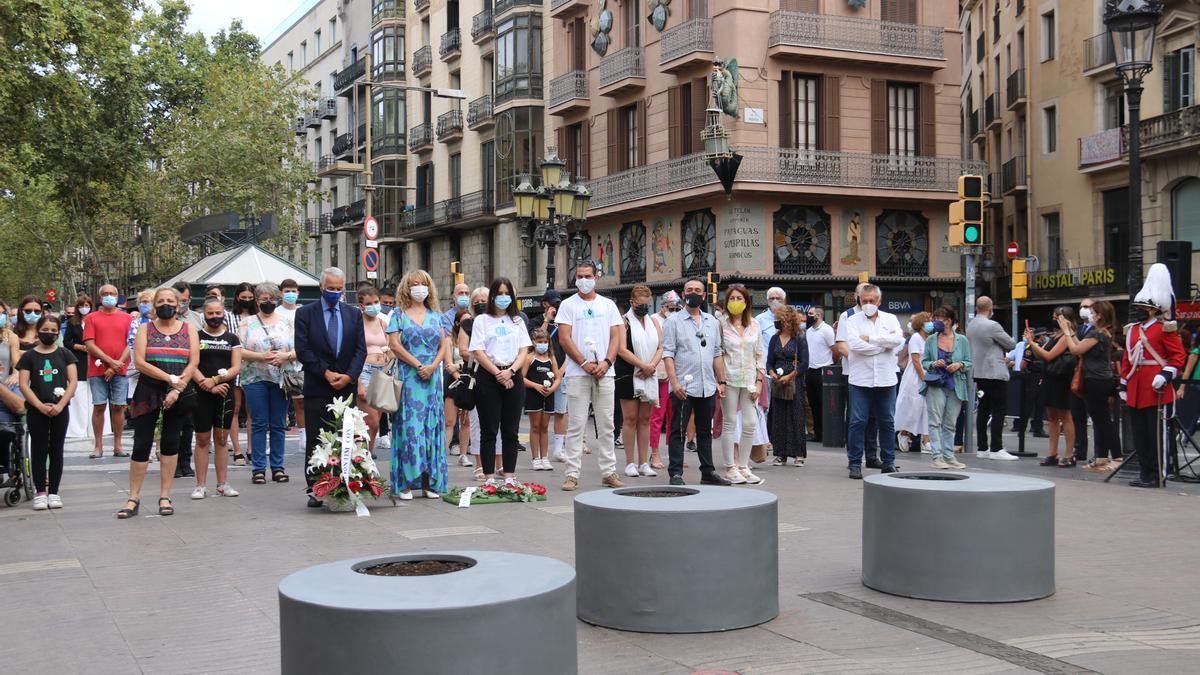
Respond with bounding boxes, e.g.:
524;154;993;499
495;0;542;15
437;110;464;140
1001;155;1027;193
319;214;333;232
401;190;496;232
334;58;366;93
304;217;320;235
549;70;589;108
599;47;644;88
659;18;713;65
1007;68;1026;108
372;0;404;24
467;95;494;128
767;11;945;61
292;117;307;135
589;148;986;210
440;28;461;60
1079;104;1200;166
410;122;433;150
317;97;338;119
412;45;432;77
472;10;494;42
304;109;322;128
1085;33;1115;71
414;0;429;13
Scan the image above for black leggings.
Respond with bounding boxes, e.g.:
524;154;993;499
26;408;68;494
1081;378;1121;460
476;369;524;475
131;400;193;463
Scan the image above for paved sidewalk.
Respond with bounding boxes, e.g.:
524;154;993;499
1;424;1198;674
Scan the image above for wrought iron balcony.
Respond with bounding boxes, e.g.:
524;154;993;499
471;10;494;43
304;217;320;235
659;18;713;70
347;199;366;223
331;204;351;226
317;97;338;119
1079;104;1200;167
1084;33;1115;73
410;122;433;151
767;11;945;62
304;107;322;128
436;110;463;141
467;95;494;129
1001;155;1027;194
548;70;589;114
332;124;367;158
599;47;644;94
589;148;986;210
372;132;407;157
401;190;496;234
291;117;308;135
412;45;432;78
319;214;334;233
985;94;1000;129
494;0;541;17
317;153;364;177
550;0;588;19
440;28;461;61
1006;68;1026;110
371;0;404;25
414;0;429;13
334;58;367;94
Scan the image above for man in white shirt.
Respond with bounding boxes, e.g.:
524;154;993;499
756;287;786;355
843;284;904;479
805;307;835;442
834;283;881;467
556;260;625;491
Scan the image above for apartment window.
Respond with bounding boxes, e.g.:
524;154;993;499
1104;82;1126;130
1173;178;1200;244
623;105;639;170
287;51;294;74
329;17;337;43
371;25;406;79
482;229;495;286
1043;213;1061;272
330;243;338;270
624;0;641;48
1103;188;1129;277
495;107;543;207
495;13;543;103
1042;105;1057;154
1164;46;1195;113
420;241;432;271
372;160;406;237
482;55;495;95
481;139;495;202
372;88;406;153
315;29;322;53
669;80;706;158
881;0;916;24
1040;10;1055;61
314;137;322;163
416;162;435;207
792;75;819;151
422;17;431;45
300;41;307;66
450;153;462;198
887;83;918;157
559;122;587;177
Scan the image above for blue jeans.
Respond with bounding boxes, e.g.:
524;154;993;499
244;380;288;472
848;384;896;468
925;386;962;462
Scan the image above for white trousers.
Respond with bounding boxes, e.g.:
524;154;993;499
563;376;616;478
721;387;758;468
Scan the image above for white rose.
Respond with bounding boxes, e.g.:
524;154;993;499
684;374;694;383
543;379;552;388
775;368;784;376
217;368;228;377
94;359;103;368
52;387;65;399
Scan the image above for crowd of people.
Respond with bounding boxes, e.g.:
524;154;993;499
0;260;1188;515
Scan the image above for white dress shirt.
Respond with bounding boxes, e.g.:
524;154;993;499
842;310;905;387
806;321;836;369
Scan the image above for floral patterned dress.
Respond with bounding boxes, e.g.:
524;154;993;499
388;309;447;492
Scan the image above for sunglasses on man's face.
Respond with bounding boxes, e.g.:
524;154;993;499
695;331;707;348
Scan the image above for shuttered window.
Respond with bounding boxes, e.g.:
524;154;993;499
668;83;695;158
557;123;589;178
1163;46;1195;113
881;0;916;24
887;83;917;157
822;75;841;151
623;104;638;169
690;77;707;153
792;75;819;151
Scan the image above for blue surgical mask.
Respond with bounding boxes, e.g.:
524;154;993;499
494;295;512;310
932;320;946;333
138;302;153;315
23;311;41;323
456;295;470;310
364;303;382;317
101;295;118;308
923;321;935;334
282;291;299;305
535;343;549;354
322;289;343;305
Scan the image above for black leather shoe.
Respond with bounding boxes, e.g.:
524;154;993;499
880;465;899;474
865;458;882;469
700;471;732;486
307;495;324;508
1032;430;1048;438
173;466;184;478
669;475;685;486
1129;479;1161;488
180;467;195;478
849;466;863;479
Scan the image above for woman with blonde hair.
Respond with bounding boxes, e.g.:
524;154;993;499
388;270;450;499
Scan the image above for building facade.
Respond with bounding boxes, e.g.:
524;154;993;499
965;0;1199;324
541;0;982;318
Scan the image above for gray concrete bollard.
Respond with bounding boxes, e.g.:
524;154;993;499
862;472;1055;602
278;551;577;674
575;486;778;632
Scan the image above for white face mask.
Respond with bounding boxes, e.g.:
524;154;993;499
1079;307;1093;322
861;303;879;317
410;285;429;302
576;277;596;295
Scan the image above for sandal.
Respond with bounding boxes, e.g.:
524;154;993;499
272;469;290;483
113;449;128;458
772;457;786;466
89;450;103;459
1057;457;1072;468
473;466;485;481
233;454;247;466
157;497;174;516
1083;460;1111;472
116;498;140;519
1039;456;1059;466
252;471;267;484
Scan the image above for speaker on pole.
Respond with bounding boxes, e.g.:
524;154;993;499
1156;240;1193;300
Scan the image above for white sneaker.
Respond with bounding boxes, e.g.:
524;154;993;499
217;483;239;497
32;494;47;511
920;441;933;454
932;458;951;469
551;451;566;462
449;442;460;456
624;462;640;478
724;467;747;484
948;458;967;469
423;489;440;499
47;494;63;509
503;476;520;488
897;434;911;453
398;490;414;500
792;457;806;467
375;436;390;449
990;449;1020;461
191;486;207;500
459;455;474;467
639;463;657;477
483;478;497;488
740;467;764;485
976;450;990;459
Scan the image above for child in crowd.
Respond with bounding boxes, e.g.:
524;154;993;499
522;328;560;471
16;315;78;510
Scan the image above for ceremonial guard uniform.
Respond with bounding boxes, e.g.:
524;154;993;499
1121;264;1186;488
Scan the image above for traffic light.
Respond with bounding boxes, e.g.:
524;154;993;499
450;261;464;286
956;175;985;247
1011;258;1028;301
706;272;720;305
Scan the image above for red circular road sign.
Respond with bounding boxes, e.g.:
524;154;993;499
1006;241;1020;260
362;248;379;272
363;216;379;241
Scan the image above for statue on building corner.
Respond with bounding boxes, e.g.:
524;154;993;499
710;58;739;119
848;0;868;10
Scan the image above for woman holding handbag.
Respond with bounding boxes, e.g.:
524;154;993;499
766;306;808;466
718;284;765;484
1060;300;1123;471
1025;306;1079;467
920;306;970;469
356;285;391;452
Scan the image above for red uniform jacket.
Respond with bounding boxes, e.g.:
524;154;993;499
1121;320;1186;409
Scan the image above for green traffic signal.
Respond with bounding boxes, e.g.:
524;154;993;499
964;224;981;244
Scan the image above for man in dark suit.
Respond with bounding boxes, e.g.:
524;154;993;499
295;267;367;507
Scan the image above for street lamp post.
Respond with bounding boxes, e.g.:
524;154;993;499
1106;0;1164;315
516;147;592;291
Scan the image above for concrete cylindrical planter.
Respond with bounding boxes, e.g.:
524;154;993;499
278;551;577;674
575;486;778;633
862;472;1055;603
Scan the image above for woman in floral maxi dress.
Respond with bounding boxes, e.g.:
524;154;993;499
388;270;450;499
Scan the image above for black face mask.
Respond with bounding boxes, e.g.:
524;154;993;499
205;316;225;329
1133;307;1151;323
805;315;817;328
259;301;277;315
684;293;703;309
37;332;58;346
238;299;255;310
633;304;650;317
156;305;177;320
774;320;782;331
473;302;487;315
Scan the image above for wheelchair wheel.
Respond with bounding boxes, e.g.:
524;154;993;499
3;487;17;507
19;426;34;502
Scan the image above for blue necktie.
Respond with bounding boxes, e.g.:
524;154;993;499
327;306;338;356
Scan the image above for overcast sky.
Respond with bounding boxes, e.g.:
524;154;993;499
181;0;307;42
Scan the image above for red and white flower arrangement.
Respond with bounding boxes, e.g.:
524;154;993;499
306;396;391;513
